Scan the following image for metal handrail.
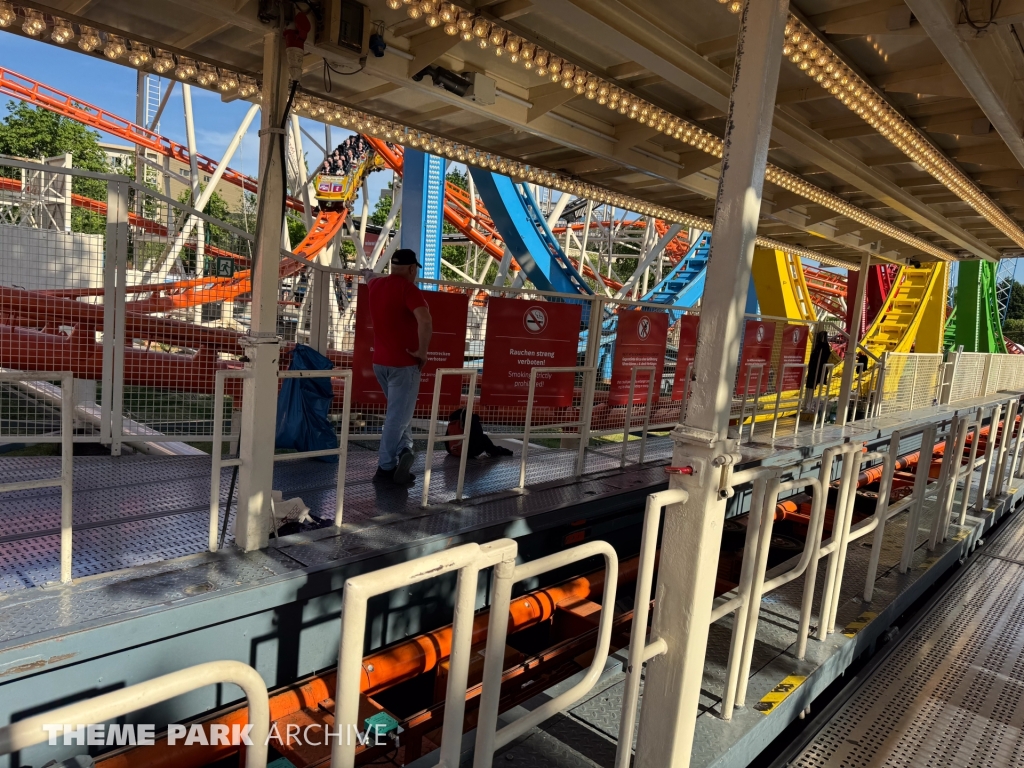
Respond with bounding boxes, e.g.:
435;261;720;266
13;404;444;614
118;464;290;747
474;540;620;767
421;367;478;506
0;660;270;768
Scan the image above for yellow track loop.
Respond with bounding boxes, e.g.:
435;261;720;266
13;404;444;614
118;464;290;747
752;247;817;323
829;263;944;394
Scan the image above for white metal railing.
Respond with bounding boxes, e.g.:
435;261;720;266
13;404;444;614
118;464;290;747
332;541;518;768
718;469;826;715
473;539;619;767
421;368;478;506
0;661;270;768
613;489;683;768
619;365;656;467
519;366;596;488
209;368;352;549
0;371;74;583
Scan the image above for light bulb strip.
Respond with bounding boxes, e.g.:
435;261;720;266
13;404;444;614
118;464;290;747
772;10;1024;250
292;90;859;270
417;2;953;260
6;2;258;97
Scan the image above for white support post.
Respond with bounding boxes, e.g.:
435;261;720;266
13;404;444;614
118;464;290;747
234;31;288;552
837;251;871;426
108;181;129;456
182;84;205;302
632;0;789;764
288;112;314;229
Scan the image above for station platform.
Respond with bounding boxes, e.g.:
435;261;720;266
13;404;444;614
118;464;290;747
0;392;1020;768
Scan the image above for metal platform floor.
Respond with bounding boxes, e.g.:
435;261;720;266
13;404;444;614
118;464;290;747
787;489;1024;767
0;435;673;593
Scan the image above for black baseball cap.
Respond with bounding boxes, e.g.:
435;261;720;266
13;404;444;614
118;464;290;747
392;248;422;267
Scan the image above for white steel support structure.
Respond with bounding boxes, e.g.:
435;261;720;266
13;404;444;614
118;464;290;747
837;251;872;426
234;31;289;552
632;1;789;765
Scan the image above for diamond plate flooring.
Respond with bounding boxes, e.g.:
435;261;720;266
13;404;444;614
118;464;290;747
0;436;674;593
789;504;1024;768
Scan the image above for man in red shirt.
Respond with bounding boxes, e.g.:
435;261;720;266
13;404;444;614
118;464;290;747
367;249;432;484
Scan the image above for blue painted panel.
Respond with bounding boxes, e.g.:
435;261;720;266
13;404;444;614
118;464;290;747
401;149;445;287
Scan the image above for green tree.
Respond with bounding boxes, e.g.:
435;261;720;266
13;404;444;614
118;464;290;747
0;101;114;232
1006;280;1024;321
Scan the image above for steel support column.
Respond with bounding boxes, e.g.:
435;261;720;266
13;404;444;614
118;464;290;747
234;31;288;552
633;1;789;765
837;251;872;426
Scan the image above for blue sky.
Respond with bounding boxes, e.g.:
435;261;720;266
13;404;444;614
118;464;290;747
0;34;391;212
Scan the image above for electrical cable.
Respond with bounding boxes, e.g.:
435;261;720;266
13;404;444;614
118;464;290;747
323;57;367;93
959;0;1002;30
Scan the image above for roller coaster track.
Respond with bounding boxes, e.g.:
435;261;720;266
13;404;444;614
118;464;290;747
3;64;856;322
830;264;945;391
0;66;303;213
954;260;1006;353
363;137;623;292
752;247;817;323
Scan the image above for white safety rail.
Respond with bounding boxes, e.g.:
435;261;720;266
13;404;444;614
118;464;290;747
519;366;597;488
332;542;516;768
209;368;352;548
421;368;478;506
0;371;74;583
473;540;619;767
0;660;270;768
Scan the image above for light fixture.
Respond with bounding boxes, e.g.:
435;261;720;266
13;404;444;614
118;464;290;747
0;2;14;28
152;49;174;73
77;25;101;52
238;76;260;98
386;0;402;7
50;18;74;44
22;10;45;36
783;13;1024;250
175;57;198;80
217;70;239;92
127;41;151;67
196;64;218;87
103;34;126;59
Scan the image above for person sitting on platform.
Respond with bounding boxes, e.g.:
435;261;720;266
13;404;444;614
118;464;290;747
367;248;432;485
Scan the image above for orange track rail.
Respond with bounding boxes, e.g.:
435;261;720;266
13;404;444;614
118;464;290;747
0;66;303;213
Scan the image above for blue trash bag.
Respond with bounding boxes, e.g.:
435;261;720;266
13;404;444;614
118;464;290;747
275;344;339;462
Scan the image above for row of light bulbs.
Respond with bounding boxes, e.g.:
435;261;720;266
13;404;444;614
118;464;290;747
291;92;852;268
391;0;726;154
711;0;1022;251
0;2;260;97
765;165;954;261
389;0;949;259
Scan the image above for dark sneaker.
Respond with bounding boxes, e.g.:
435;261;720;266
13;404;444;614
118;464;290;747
486;445;513;457
393;448;415;484
373;466;395;482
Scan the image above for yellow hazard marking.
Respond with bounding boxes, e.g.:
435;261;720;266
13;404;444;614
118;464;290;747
753;675;807;715
842;611;878;637
952;529;970;542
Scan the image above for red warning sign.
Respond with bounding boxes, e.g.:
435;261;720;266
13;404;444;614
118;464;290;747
671;315;700;401
609;311;669;406
481;298;582;407
736;319;776;397
352;284;469;407
779;324;810;391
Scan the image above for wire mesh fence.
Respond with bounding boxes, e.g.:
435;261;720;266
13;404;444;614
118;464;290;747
876;353;943;417
3;155;945;486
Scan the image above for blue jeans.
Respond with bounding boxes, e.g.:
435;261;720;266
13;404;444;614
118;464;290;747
374;364;421;470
